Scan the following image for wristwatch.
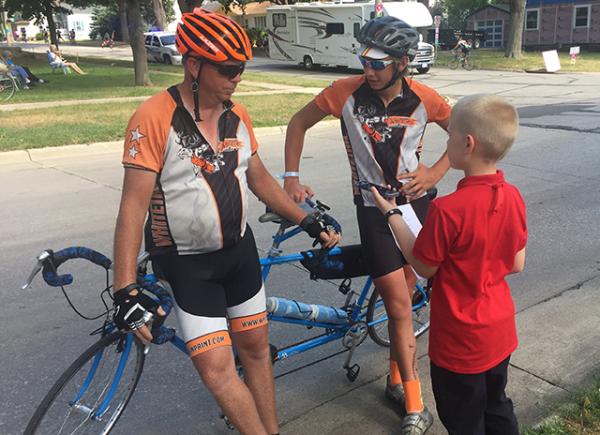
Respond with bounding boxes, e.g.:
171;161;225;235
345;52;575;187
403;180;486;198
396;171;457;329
384;208;403;221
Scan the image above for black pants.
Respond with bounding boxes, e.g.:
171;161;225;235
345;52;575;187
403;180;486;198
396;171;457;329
430;356;519;435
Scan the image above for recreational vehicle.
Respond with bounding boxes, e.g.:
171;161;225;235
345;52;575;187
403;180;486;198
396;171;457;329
267;1;435;73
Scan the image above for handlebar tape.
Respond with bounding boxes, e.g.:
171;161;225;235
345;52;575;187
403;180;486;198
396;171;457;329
42;247;112;287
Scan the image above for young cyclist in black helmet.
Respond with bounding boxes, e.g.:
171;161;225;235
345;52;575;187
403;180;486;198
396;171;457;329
284;16;451;434
112;8;340;435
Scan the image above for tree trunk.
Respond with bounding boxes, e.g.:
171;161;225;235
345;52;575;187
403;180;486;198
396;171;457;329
118;0;130;43
127;0;152;86
152;0;167;30
505;0;525;59
43;1;58;47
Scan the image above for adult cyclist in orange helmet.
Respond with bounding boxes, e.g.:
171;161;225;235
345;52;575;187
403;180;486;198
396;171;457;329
112;9;340;435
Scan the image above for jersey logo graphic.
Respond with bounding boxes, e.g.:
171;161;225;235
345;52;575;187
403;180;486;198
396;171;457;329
218;138;243;152
356;105;414;143
176;131;224;175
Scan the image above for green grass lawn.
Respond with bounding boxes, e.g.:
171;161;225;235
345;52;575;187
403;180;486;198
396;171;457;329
435;49;600;72
3;53;261;104
523;377;600;434
0;93;315;150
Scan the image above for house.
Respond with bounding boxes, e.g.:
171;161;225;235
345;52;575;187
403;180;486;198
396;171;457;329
6;4;93;41
465;0;600;49
230;2;271;29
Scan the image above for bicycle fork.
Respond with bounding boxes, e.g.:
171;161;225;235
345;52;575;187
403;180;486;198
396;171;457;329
69;334;135;421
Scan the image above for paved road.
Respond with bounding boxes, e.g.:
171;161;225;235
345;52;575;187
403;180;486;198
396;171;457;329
1;69;599;434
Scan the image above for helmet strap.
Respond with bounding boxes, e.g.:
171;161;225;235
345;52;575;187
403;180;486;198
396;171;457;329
192;62;204;122
378;62;403;92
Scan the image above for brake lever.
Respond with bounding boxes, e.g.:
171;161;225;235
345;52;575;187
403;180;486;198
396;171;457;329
316;200;331;211
21;250;52;290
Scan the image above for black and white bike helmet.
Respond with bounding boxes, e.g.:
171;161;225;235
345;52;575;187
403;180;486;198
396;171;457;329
358;16;419;61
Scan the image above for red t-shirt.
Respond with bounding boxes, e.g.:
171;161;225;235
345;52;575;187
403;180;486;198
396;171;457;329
413;171;527;374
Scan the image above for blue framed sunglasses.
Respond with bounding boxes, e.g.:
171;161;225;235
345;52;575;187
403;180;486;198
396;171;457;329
358;56;394;71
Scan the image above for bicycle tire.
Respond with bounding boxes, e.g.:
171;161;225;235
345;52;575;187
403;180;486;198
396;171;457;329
366;285;431;348
25;331;145;435
447;58;459;70
0;73;17;101
463;58;474;71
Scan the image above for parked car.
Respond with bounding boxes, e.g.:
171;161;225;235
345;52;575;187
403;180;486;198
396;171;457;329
427;29;486;50
144;32;182;65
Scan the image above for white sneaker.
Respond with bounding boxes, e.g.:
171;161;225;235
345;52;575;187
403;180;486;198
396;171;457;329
25;78;31;84
23;85;30;90
38;79;45;83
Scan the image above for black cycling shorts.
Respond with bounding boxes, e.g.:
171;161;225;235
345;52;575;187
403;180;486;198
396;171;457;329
152;226;267;358
356;195;430;279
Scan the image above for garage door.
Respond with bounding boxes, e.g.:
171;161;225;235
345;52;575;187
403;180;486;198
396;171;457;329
476;19;503;48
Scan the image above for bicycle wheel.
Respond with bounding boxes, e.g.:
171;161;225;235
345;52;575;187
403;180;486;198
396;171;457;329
463;57;474;71
447;58;459;70
367;284;431;348
25;331;145;435
0;73;17;101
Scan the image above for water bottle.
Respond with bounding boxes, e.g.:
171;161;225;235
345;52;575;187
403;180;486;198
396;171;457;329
309;304;348;325
266;297;347;325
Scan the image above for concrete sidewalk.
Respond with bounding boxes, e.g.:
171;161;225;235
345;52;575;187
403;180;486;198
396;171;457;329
280;276;600;434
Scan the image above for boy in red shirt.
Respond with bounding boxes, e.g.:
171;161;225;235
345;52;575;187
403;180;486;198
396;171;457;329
371;94;527;435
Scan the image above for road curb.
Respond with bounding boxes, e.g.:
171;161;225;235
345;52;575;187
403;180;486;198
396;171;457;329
0;120;340;163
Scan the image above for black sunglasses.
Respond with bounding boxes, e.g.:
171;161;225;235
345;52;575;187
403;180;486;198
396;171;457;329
202;59;246;79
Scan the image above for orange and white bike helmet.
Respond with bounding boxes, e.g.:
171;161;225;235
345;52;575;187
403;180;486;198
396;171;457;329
176;8;252;120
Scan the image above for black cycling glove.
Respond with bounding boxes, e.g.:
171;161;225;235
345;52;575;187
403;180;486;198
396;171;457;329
113;284;159;331
299;213;342;246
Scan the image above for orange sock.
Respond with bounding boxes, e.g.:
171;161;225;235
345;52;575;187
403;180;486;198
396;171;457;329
403;379;424;413
390;359;402;385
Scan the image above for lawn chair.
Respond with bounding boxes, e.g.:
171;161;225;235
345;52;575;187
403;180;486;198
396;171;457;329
47;50;70;74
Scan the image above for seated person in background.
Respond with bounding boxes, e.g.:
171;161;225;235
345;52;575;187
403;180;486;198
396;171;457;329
48;45;87;75
2;50;45;87
371;94;527;435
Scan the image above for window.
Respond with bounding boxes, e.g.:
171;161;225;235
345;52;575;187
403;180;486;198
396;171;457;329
255;16;267;29
145;35;152;45
326;23;344;35
160;34;176;46
370;11;375;19
476;19;503;48
152;36;160;47
354;23;360;38
273;13;286;28
526;9;539;30
573;5;590;28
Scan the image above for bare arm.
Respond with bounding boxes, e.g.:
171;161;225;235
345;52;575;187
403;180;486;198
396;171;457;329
113;168;157;343
248;153;339;248
283;99;328;203
399;116;451;200
510;247;526;274
113;168;156;290
386;214;438;278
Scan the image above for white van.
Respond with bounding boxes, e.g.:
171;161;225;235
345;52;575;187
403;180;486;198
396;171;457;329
267;1;434;74
144;32;182;65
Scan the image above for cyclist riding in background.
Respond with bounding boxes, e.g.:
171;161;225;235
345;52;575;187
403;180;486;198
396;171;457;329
283;16;450;435
112;8;340;435
452;35;472;60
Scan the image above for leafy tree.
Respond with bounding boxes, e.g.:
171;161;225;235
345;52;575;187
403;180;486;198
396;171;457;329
128;0;151;86
442;0;490;29
4;0;69;46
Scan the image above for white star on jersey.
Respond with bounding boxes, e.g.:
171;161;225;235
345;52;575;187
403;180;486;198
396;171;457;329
128;145;139;159
130;127;145;143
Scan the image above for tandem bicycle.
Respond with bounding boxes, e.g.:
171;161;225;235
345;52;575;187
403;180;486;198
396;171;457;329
23;199;432;434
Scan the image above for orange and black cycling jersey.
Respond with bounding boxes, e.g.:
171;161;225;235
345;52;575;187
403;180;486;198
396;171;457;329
315;75;451;206
122;86;259;256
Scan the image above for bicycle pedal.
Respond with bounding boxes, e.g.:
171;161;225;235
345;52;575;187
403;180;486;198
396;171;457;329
345;364;360;382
